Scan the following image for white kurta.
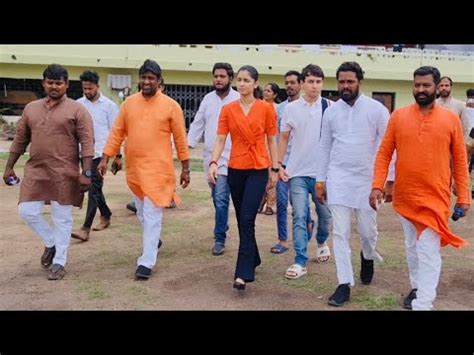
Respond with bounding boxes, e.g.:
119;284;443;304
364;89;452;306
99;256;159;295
187;89;240;175
316;94;395;210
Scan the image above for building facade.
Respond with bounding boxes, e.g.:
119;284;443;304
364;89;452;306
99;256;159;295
1;44;473;128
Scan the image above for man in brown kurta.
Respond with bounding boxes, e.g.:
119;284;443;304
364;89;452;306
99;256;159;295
3;64;94;280
98;59;190;280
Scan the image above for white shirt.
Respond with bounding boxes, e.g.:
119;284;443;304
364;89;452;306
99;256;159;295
467;107;474;129
316;94;395;210
281;96;328;179
77;94;119;159
187;88;239;175
277;100;293;165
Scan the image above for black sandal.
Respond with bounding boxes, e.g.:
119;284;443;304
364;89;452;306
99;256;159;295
233;278;246;290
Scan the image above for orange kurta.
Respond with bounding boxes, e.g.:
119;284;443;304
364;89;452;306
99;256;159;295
103;92;189;207
373;103;470;247
217;100;277;170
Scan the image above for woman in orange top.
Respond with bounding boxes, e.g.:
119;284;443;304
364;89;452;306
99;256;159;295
209;65;279;290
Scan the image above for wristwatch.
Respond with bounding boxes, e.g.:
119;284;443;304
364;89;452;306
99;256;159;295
271;167;280;173
82;170;92;178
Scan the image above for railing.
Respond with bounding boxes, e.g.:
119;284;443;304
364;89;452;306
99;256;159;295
164;44;473;59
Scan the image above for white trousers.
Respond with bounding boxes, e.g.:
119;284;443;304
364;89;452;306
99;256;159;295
133;194;164;269
18;201;73;267
329;204;378;286
399;215;441;311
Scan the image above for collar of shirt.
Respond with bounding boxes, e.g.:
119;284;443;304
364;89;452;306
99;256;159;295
340;93;365;109
83;93;106;104
211;88;239;102
300;95;322;107
44;95;67;109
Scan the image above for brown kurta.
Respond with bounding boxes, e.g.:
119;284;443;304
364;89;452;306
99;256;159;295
10;96;94;207
103;91;190;207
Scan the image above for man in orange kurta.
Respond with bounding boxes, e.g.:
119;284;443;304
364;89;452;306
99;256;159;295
370;66;470;310
98;59;190;280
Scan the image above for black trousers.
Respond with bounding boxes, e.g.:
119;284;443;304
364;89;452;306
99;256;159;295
83;157;112;228
228;168;268;282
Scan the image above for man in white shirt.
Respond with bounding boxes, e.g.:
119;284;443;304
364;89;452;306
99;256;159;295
188;63;239;255
316;62;395;307
279;64;332;279
270;70;313;255
71;71;120;241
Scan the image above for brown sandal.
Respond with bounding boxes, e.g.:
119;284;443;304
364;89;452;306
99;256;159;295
265;207;274;215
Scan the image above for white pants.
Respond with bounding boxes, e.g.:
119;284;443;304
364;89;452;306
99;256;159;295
133;194;164;269
18;201;73;267
399;215;441;311
329;205;378;286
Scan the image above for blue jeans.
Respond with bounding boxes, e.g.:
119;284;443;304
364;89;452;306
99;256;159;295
276;180;311;241
289;177;332;267
211;174;230;245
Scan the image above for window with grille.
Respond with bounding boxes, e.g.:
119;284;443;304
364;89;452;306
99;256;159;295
165;84;214;130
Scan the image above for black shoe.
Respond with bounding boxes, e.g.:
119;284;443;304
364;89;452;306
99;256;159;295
41;246;56;268
126;202;137;214
233;278;246;290
328;284;350;307
47;264;66;280
360;251;374;285
403;288;417;310
135;265;152;280
158;239;163;249
212;242;225;256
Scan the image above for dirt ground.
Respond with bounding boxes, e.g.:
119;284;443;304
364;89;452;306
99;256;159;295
0;139;473;310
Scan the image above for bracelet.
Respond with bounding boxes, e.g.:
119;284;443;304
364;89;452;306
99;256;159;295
209;160;217;167
278;161;286;169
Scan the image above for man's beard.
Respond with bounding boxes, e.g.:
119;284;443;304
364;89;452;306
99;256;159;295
215;82;231;94
340;87;359;103
414;92;436;106
438;90;450;98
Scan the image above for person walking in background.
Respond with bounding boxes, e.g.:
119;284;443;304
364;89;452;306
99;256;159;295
71;70;120;242
257;83;280;216
436;76;470;141
465;89;474;179
270;71;314;254
188;63;239;256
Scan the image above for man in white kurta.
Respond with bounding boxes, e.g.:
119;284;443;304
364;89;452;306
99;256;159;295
316;62;394;307
187;63;239;256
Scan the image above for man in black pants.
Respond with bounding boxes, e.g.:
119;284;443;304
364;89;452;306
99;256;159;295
72;71;120;241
